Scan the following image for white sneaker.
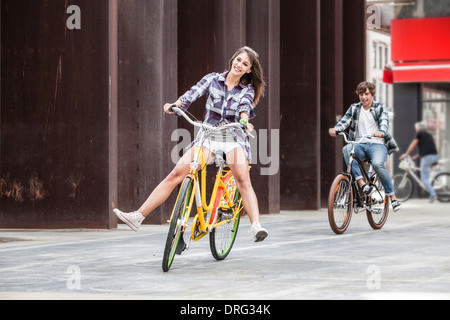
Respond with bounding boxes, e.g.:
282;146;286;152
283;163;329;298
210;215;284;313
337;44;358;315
248;222;268;242
113;209;145;231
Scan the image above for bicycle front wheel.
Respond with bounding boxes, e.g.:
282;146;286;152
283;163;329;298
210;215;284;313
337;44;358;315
162;177;193;272
432;172;450;203
210;176;242;260
392;173;413;202
366;176;389;230
328;174;353;234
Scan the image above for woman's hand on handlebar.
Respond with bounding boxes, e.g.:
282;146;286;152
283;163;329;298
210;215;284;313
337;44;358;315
164;100;182;114
163;103;174;114
239;113;254;133
329;128;337;137
245;122;255;133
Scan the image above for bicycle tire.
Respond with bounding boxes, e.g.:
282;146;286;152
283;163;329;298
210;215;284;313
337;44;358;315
328;174;353;234
432;172;450;203
392;173;413;202
209;175;242;260
366;176;389;230
162;177;193;272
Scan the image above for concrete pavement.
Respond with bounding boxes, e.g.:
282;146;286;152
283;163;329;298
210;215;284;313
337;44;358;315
1;199;450;300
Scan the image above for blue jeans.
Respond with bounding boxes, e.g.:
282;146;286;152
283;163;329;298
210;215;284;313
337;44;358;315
420;154;439;198
343;143;396;196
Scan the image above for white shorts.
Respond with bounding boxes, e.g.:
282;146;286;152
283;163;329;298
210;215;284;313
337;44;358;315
202;138;240;156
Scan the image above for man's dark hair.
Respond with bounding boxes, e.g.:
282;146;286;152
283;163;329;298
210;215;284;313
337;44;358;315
355;81;376;96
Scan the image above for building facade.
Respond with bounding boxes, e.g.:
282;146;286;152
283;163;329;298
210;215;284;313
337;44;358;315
390;0;450;181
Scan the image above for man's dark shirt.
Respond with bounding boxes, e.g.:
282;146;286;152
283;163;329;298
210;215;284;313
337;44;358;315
416;130;438;157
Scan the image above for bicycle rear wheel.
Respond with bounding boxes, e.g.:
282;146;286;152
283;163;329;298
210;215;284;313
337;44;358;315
366;176;389;230
210;174;242;260
392;173;413;202
162;177;193;272
328;174;353;234
432;172;450;202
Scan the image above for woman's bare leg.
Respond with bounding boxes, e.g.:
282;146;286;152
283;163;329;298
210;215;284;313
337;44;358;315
138;147;214;217
226;147;268;242
226;147;260;224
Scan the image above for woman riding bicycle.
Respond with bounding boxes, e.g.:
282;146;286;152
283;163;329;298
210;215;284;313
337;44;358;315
114;46;268;242
329;81;402;212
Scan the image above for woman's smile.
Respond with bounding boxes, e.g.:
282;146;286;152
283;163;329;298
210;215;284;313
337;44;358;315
231;52;252;76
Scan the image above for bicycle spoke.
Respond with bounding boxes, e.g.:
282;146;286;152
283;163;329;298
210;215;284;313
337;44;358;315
433;173;450;202
162;178;193;272
210;175;242;260
328;175;353;234
366;177;389;229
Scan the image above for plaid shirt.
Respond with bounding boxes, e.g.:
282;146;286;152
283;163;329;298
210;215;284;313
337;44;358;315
334;101;399;155
179;72;256;161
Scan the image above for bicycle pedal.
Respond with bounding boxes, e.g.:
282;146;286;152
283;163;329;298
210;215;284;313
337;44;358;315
218;207;233;220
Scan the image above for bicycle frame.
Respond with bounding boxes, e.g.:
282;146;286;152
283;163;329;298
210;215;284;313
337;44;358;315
339;132;385;210
348;157;373;206
397;170;425;191
397;156;440;192
191;144;240;233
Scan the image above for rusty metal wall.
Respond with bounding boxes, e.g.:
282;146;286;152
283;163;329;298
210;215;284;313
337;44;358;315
280;0;366;210
1;0;112;228
117;0;178;225
320;0;345;208
280;1;322;210
1;0;366;228
245;0;280;214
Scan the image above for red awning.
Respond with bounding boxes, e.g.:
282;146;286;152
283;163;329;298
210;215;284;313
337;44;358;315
393;62;450;83
391;17;450;83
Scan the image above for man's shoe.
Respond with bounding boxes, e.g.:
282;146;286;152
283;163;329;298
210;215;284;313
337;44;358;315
429;196;437;203
391;200;402;212
114;209;145;231
248;222;268;242
362;184;375;196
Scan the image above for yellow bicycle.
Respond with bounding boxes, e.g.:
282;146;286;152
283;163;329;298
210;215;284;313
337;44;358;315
162;106;251;272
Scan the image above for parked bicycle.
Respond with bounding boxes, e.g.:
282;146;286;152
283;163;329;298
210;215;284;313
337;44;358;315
328;132;390;234
162;106;252;272
392;156;450;202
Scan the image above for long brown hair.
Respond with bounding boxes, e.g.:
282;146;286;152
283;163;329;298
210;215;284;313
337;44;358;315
228;46;266;106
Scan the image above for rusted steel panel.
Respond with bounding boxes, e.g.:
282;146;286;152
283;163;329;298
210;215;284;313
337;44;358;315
280;0;322;210
246;0;281;214
116;0;178;225
1;0;112;228
320;0;345;207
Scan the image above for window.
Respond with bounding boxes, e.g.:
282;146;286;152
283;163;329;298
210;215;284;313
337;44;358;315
422;83;450;170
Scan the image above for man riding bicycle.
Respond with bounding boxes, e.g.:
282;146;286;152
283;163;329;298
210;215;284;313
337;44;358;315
329;81;402;212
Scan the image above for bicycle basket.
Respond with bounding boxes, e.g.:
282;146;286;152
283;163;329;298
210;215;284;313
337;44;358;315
399;158;412;170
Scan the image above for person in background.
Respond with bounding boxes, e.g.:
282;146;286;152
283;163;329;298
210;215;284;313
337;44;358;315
400;122;439;202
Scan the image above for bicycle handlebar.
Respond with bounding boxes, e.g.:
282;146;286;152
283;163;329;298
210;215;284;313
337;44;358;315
169;105;255;138
337;131;373;145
